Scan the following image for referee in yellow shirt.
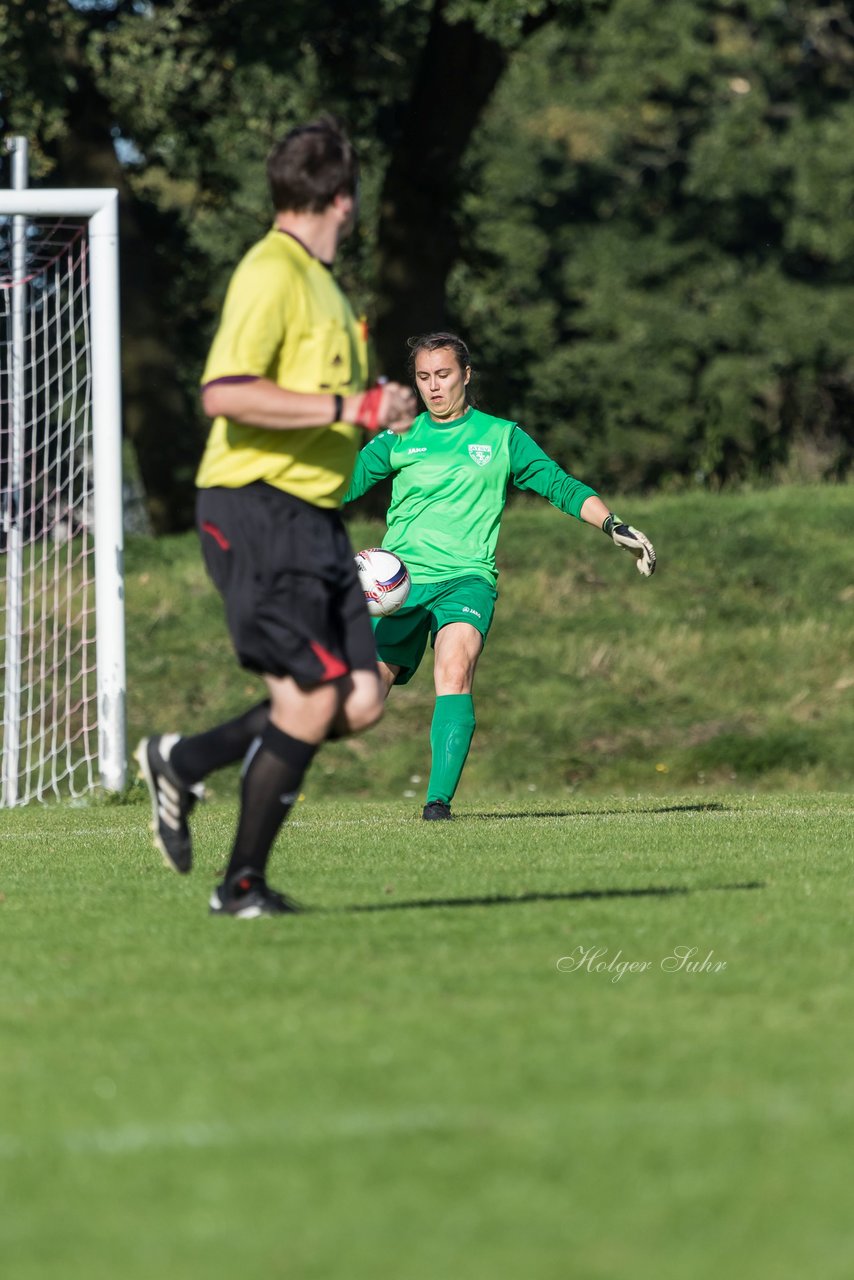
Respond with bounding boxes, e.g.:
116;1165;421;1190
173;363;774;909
137;118;416;917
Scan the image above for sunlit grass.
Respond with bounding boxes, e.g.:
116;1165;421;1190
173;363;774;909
123;485;853;802
1;790;852;1279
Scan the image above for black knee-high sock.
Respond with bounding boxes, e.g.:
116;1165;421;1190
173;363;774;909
170;700;271;784
225;723;317;882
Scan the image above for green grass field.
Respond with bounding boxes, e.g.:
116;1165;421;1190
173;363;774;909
2;484;853;1276
126;484;854;799
2;791;853;1278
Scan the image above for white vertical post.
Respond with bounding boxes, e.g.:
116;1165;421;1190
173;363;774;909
1;137;28;807
0;181;126;801
89;193;126;792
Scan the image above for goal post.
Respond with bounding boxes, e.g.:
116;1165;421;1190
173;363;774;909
1;182;126;804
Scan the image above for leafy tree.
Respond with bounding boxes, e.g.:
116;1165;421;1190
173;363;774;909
452;0;854;488
3;0;577;522
2;0;853;529
1;0;209;530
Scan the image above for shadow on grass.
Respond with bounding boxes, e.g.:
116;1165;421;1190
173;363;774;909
465;803;730;821
326;880;764;915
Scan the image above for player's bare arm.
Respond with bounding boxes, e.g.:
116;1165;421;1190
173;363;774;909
579;494;656;576
201;377;416;434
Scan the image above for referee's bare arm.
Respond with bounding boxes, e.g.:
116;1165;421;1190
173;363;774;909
201;377;416;434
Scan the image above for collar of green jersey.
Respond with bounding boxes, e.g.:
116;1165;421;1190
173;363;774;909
428;405;474;429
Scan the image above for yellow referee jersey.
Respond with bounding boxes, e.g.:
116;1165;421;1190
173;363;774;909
197;228;370;507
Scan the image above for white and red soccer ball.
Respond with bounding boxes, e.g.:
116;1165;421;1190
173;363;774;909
355;547;411;617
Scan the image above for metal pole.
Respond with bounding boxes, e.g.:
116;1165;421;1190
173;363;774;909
89;193;126;793
2;136;28;806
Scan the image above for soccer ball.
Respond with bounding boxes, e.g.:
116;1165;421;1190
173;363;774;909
355;547;411;617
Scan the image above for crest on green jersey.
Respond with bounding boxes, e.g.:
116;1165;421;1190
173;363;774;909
468;444;492;466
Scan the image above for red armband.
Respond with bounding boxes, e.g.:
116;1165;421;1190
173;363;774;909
356;385;384;433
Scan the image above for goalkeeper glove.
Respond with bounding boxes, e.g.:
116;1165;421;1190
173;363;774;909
602;514;656;577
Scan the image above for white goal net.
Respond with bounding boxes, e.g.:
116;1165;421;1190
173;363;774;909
1;185;125;805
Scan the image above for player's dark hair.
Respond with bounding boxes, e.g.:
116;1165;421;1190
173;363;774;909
267;117;359;213
406;332;476;405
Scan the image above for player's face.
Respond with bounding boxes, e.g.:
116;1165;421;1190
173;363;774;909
414;348;471;421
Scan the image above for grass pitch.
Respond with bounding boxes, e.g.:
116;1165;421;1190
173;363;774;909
126;484;854;798
2;790;853;1279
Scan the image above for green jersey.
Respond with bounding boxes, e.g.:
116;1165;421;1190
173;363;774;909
344;407;598;586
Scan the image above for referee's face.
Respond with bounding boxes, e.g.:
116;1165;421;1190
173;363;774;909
334;189;358;242
415;348;471;421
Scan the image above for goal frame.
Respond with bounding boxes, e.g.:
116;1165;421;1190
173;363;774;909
1;187;126;801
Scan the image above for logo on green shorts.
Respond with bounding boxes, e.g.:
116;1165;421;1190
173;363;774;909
468;444;492;466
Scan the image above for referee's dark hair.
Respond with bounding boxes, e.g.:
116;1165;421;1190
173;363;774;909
267;117;359;213
407;332;476;405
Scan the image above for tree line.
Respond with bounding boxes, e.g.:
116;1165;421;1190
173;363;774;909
1;0;852;530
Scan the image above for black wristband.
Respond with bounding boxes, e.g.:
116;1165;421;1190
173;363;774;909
333;393;344;423
602;513;619;537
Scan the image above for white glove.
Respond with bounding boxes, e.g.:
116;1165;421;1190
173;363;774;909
603;515;656;577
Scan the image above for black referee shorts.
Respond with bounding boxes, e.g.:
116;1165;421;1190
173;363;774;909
197;483;377;688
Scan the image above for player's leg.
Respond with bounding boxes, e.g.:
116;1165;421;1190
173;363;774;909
422;576;497;819
377;660;400;694
423;622;482;818
329;582;426;734
372;588;433;690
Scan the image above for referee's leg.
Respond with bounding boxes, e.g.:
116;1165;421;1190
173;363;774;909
328;668;386;737
220;671;381;889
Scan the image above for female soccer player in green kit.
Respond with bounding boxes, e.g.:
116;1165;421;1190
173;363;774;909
344;332;656;820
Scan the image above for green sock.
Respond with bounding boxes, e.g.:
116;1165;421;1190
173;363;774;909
427;694;476;805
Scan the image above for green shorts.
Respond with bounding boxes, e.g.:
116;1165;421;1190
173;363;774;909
373;575;498;685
